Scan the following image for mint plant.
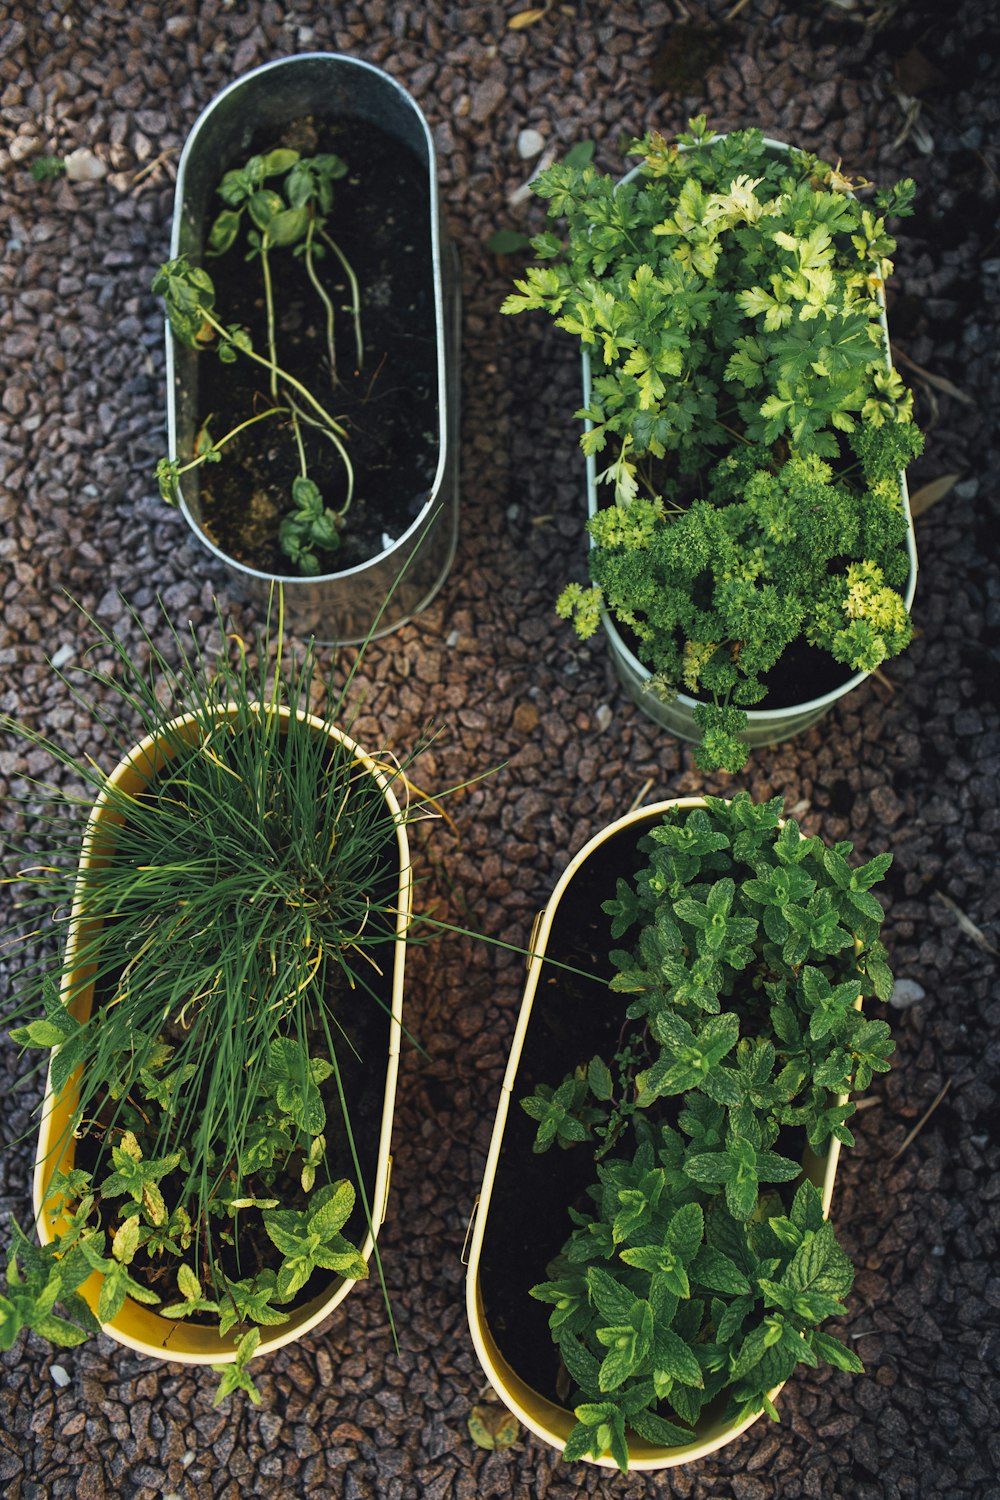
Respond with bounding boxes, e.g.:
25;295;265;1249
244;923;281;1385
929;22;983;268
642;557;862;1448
521;794;894;1471
0;596;436;1401
503;120;923;771
153;146;363;576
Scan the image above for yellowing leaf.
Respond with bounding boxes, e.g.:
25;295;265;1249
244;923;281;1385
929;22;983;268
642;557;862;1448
508;6;548;27
908;472;962;517
468;1404;520;1451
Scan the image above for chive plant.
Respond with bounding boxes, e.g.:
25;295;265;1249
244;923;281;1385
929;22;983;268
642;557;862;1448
0;597;419;1402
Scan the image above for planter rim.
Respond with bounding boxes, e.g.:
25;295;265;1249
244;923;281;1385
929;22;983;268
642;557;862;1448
32;702;412;1365
466;797;845;1470
582;136;918;729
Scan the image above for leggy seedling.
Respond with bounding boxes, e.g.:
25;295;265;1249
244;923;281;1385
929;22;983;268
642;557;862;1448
154;148;365;577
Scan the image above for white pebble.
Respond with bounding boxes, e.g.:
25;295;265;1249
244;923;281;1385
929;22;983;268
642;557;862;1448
517;128;545;161
595;703;613;732
64;148;108;183
49;643;75;670
49;1364;71;1387
888;977;926;1010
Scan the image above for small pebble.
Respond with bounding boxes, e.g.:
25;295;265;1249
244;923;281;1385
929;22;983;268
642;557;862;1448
888;978;926;1010
63;147;108;182
517;128;545;160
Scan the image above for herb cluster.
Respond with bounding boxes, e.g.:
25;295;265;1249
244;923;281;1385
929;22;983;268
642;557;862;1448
154;146;363;576
0;601;415;1401
503;119;923;771
521;794;894;1471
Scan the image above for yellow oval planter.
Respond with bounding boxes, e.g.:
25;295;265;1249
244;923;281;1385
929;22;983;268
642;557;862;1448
32;704;411;1365
466;798;848;1471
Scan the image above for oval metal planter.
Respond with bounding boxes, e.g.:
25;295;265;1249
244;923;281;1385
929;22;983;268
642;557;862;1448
465;798;848;1470
581;140;918;752
166;52;460;644
33;705;411;1366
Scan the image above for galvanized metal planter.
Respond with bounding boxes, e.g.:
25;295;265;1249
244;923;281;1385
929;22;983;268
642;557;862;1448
166;53;460;643
581;143;918;751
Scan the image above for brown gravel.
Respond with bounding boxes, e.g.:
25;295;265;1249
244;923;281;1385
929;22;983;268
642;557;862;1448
2;0;1000;1497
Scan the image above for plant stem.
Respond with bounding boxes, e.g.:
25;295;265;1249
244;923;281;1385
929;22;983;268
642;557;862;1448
320;229;364;372
199;308;350;440
287;396;355;516
305;214;339;386
291;411;308;480
260;241;279;401
177;407;289;478
715;419;753;446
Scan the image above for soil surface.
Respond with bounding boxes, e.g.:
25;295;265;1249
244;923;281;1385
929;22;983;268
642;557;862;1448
1;2;999;1499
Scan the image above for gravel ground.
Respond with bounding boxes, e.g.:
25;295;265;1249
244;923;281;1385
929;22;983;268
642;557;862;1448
1;1;999;1497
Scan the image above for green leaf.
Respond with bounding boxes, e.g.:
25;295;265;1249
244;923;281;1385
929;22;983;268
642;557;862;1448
260;148;300;177
811;1328;864;1374
588;1055;614;1101
111;1217;140;1266
487;228;534;255
666;1201;704;1262
558;1329;602;1395
653;1325;704;1389
206;209;242;257
0;1295;22;1350
97;1265;128;1324
692;1245;751;1296
308;1181;354;1239
10;1018;70;1048
563;141;596;170
176;1264;202;1303
587;1266;635;1325
212;1327;261;1406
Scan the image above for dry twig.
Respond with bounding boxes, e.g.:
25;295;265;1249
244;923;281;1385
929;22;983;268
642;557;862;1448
891;344;977;408
935;890;999;957
888;1078;952;1164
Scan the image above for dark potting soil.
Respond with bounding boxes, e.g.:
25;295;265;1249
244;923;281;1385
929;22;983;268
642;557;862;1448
477;821;648;1405
615;614;857;712
192;114;440;576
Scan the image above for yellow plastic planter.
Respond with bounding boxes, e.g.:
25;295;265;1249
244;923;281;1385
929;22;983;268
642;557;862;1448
465;798;848;1471
32;705;411;1365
